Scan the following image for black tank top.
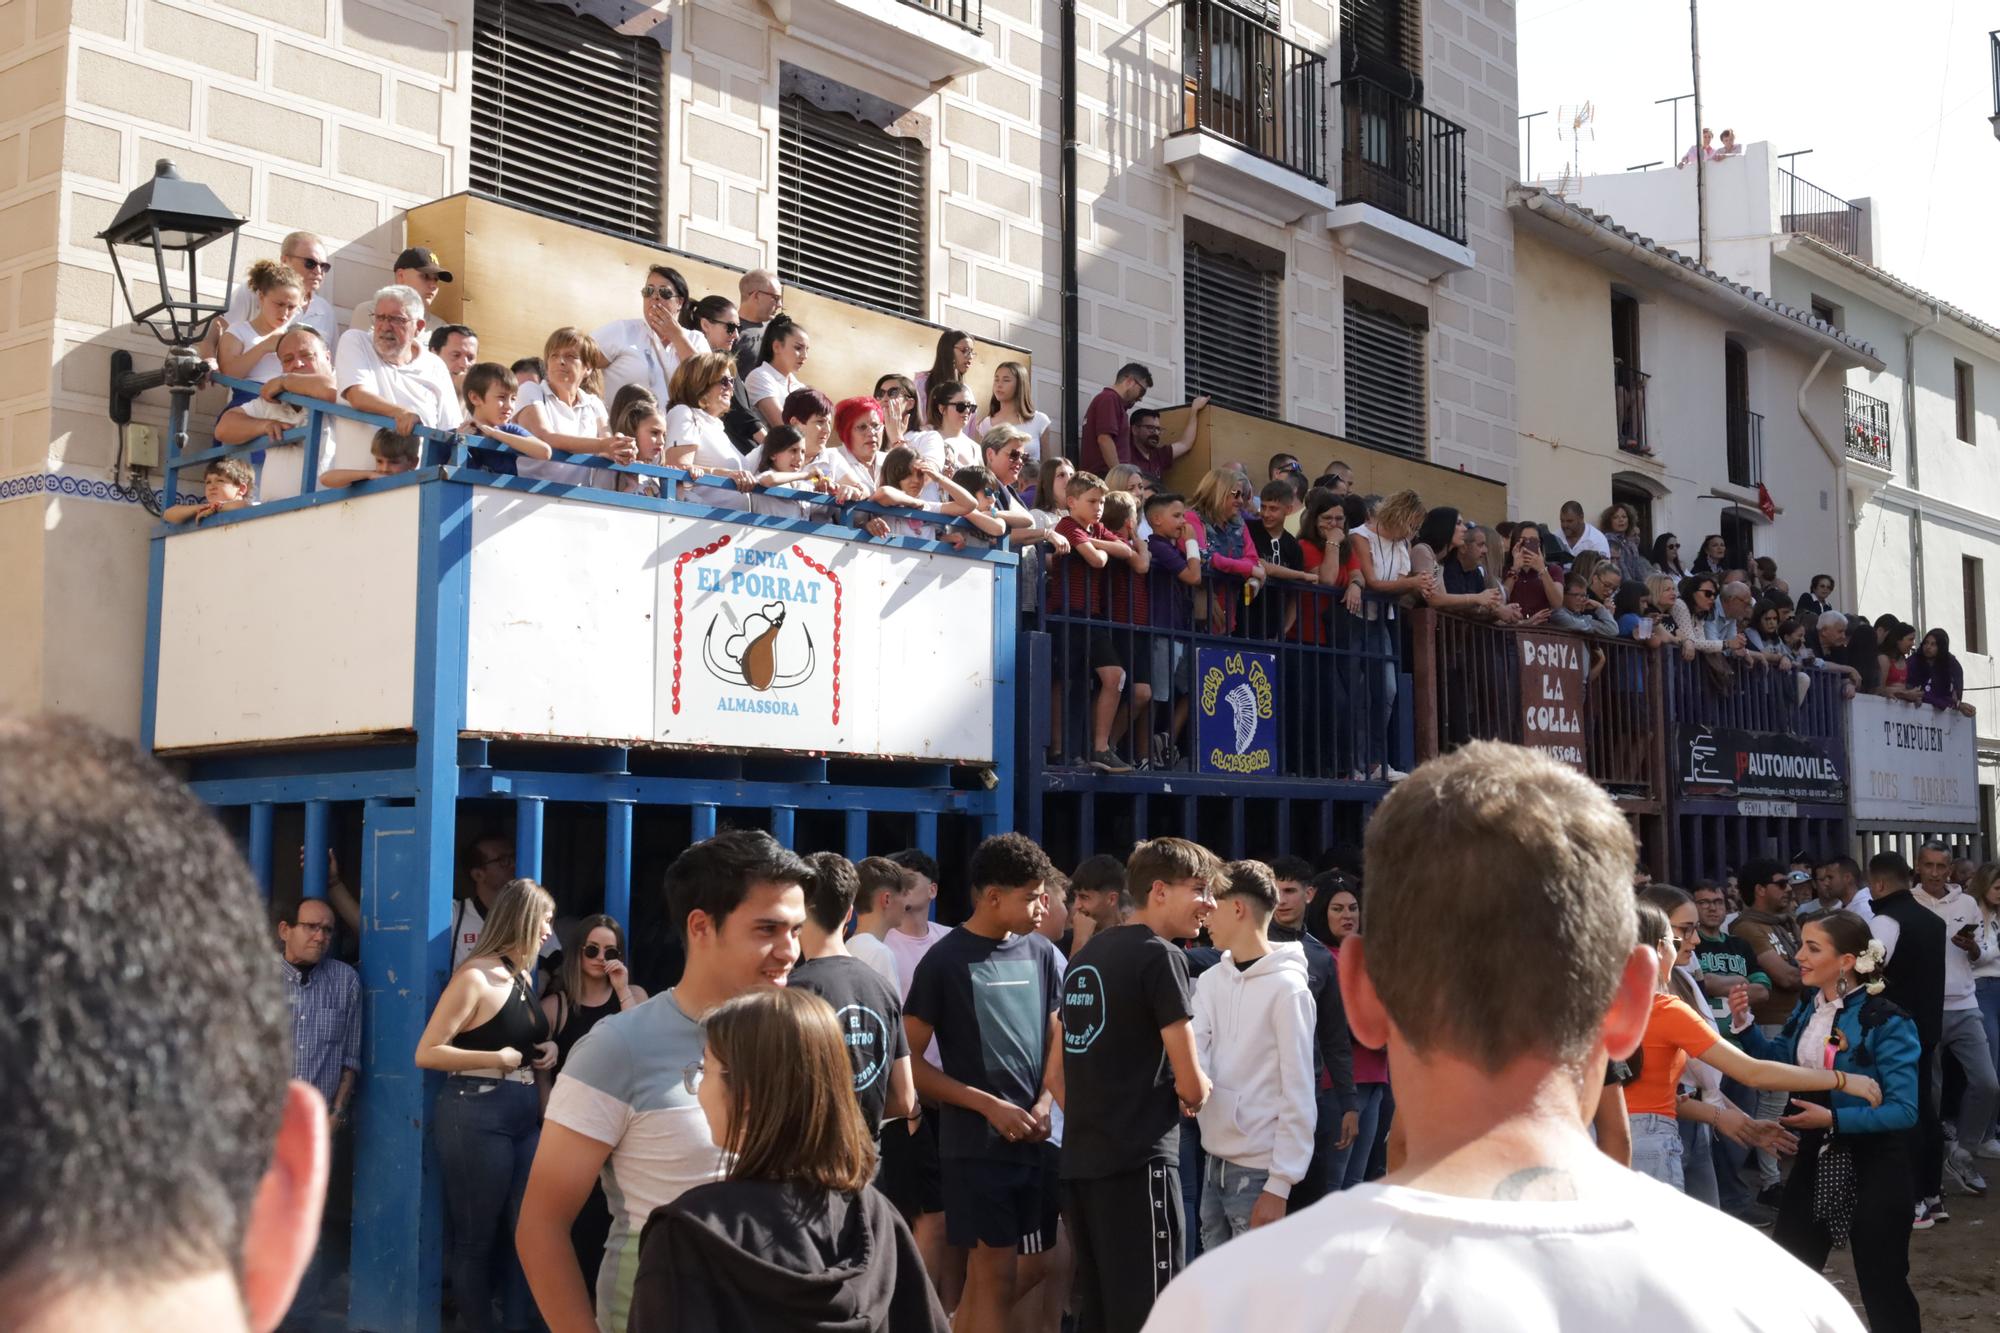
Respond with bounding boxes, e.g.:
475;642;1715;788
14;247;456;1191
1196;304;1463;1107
552;991;621;1073
451;960;551;1054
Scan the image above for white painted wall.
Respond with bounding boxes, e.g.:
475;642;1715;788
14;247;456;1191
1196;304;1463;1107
154;485;422;750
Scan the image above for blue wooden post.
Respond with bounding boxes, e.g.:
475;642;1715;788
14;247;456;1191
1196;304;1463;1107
604;799;633;930
986;563;1018;838
248;801;275;898
516;796;546;882
691;802;718;843
770;804;796;848
348;478;470;1333
303;800;330;899
845;808;868;862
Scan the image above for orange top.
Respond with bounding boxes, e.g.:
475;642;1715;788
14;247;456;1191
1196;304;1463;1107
1626;992;1720;1117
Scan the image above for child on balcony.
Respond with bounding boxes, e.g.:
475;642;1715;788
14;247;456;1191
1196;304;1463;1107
163;457;254;525
747;426;832;520
320;428;421;489
214;326;338;502
871;445;1001;542
462;362;553;477
1103;489;1156;764
1049;470;1143;773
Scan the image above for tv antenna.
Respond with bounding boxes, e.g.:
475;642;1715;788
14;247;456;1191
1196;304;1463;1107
1557;102;1596;182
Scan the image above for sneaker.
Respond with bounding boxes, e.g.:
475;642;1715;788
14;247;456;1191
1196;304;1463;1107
1974;1137;2000;1161
1089;747;1132;774
1945;1148;1988;1197
1926;1195;1950;1222
1944;1121;1959;1145
1756;1185;1785;1210
1912;1200;1934;1231
1383;764;1409;781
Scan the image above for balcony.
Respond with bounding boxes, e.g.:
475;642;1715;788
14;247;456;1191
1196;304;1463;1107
1616;363;1653;458
760;0;990;86
1167;0;1336;224
1727;407;1763;487
1844;386;1894;471
1326;75;1472;279
1779;168;1864;260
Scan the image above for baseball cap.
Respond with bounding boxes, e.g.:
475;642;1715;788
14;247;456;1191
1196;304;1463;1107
393;246;453;282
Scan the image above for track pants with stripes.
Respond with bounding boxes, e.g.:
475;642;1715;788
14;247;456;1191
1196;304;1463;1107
1066;1155;1185;1333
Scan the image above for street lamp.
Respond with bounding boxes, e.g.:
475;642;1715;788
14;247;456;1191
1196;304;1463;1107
98;159;244;445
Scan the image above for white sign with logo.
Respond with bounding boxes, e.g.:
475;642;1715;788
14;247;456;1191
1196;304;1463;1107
1850;694;1978;826
464;491;999;761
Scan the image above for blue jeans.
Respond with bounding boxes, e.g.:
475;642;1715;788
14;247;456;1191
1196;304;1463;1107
1357;618;1396;773
1198;1157;1269;1251
1631;1113;1684;1189
435;1077;541;1333
1339;1084;1387;1191
1678;1115;1718;1207
1979;977;2000;1142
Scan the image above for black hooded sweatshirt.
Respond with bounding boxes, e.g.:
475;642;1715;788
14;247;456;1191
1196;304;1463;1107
628;1179;947;1333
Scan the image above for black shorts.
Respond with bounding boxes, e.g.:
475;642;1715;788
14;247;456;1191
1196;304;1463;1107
878;1109;943;1218
942;1155;1048;1249
1064;624;1124;675
1066;1158;1184;1333
1020;1142;1061;1256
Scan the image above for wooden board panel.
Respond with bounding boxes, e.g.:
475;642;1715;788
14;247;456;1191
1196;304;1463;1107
1157;404;1508;528
406;194;1027;408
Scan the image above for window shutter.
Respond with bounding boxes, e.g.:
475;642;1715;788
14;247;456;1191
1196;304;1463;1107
1185;240;1281;418
471;0;664;240
1343;299;1426;458
778;95;926;319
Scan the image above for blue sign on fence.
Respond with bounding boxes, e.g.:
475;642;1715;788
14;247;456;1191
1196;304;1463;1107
1195;648;1277;776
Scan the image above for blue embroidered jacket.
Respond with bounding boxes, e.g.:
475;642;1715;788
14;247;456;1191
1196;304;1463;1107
1737;989;1920;1135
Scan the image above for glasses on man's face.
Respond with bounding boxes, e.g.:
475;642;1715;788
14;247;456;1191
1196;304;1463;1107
293;921;335;936
290;254;332;273
477;852;515;871
752;289;783;305
372;313;412;328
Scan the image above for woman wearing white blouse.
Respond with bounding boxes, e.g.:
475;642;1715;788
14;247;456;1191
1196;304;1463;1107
745;316;812;431
663;351;750;511
216;259;304;384
913;329;980;438
512;327;635;486
904;379;982;486
593;264;699;408
982;360;1050;463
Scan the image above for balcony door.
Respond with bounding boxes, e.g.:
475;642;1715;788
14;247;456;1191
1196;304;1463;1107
1724;340;1754;485
1185;1;1287;164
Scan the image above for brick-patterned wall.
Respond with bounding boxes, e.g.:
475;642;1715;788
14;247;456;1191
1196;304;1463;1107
1427;0;1517;489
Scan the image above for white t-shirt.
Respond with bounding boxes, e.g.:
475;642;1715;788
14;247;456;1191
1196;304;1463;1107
594;316;681;408
663;404;747;511
449;895;561;972
238;397;333;502
221;318;286;383
743;364;804;420
513;380;609;486
1142;1172;1864;1333
847;931;901;991
883;919;951;1067
811;446;879;496
223;284;338;348
332;329;462;469
545;992;723;1333
1565;522;1611;558
988;410;1052;462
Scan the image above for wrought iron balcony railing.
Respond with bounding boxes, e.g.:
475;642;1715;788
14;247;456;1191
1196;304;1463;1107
1844;386;1893;468
1334;74;1467;244
1779;168;1863;258
897;0;981;32
1727;407;1764;487
1180;0;1328;183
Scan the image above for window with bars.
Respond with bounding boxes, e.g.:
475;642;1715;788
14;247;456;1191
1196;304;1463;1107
1343;295;1426;458
778;94;926;318
1184;236;1282;417
470;0;665;240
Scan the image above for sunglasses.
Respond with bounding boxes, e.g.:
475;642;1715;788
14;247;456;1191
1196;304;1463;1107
712;320;741;335
289;255;332;273
949;401;977;413
882;388;912;400
641;285;683;301
997;449;1026;461
582;943;622;961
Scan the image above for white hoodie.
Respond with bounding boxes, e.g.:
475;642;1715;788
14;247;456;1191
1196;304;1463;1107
1191;942;1317;1197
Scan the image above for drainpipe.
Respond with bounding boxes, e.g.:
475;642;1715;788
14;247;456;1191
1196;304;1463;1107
1903;303;1941;625
1794;347;1852;605
1059;0;1078;461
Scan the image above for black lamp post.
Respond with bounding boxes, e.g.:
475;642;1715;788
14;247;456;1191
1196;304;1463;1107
98;159;245;487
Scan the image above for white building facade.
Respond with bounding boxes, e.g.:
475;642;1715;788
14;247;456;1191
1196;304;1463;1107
1565;145;2000;841
0;0;1523;737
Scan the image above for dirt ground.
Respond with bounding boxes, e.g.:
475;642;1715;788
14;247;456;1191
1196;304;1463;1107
1820;1182;2000;1327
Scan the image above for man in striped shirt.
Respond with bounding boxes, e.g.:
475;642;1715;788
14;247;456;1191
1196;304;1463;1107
277;897;360;1124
